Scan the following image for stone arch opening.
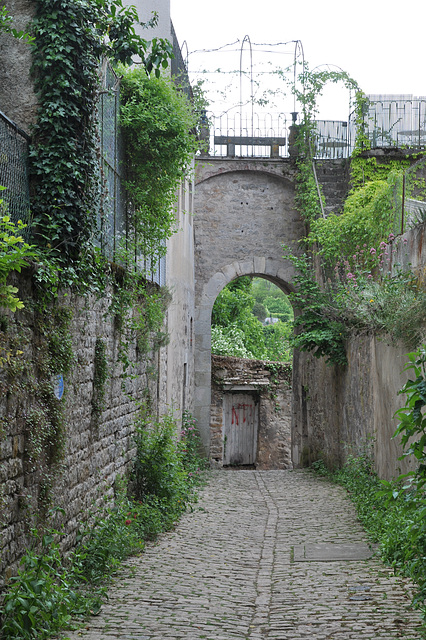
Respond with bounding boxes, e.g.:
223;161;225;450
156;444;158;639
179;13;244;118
194;258;296;460
193;157;305;464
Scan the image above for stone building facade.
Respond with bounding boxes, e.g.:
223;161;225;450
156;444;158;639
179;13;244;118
0;0;195;580
210;355;292;470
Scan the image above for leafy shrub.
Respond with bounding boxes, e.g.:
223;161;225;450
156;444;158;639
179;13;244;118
1;526;84;640
1;411;206;639
0;196;36;312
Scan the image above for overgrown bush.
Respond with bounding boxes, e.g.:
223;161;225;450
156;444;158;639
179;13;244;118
132;409;206;515
0;411;207;639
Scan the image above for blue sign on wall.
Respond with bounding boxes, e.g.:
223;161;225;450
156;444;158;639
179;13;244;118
53;374;64;400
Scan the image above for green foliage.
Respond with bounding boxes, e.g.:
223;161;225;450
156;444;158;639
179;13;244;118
284;251;348;366
0;199;37;311
212;277;293;362
393;347;426;492
132;409;203;515
336;260;426;349
1;411;206;639
308;173;401;267
284;241;426;365
108;272;170;373
263;295;293;322
1;524;84;640
252;300;267;322
211;325;254;359
178;410;208;477
119;66;198;270
211;277;254;327
263;322;293;362
284;67;359;226
29;0;174;261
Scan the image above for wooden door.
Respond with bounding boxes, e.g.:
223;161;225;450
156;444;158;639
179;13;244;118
223;393;258;466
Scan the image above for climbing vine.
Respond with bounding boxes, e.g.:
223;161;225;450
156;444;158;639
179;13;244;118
29;0;173;262
282;67;426;364
119;65;198;271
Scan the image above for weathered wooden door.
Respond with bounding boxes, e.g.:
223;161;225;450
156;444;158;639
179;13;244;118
223;393;258;466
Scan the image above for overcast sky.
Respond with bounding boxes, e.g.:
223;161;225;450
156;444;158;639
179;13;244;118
171;0;426;121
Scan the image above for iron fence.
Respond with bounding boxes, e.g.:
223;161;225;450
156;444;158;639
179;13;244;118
98;62;127;261
209;112;289;158
98;62;166;284
390;156;426;235
0;110;30;228
313;120;352;159
208;113;353;159
350;96;426;149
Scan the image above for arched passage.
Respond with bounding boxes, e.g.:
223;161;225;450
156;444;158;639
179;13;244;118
193;157;305;456
194;260;296;452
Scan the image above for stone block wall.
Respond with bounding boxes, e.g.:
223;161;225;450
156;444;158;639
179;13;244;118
0;274;163;585
292;223;426;480
211;355;292;469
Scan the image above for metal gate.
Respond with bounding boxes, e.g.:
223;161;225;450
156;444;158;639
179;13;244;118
223;393;258;466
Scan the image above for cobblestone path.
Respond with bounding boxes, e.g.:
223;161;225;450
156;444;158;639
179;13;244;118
66;470;423;640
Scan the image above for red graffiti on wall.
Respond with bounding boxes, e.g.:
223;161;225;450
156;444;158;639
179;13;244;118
231;403;254;426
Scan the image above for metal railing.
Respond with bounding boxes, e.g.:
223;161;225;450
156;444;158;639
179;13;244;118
98;62;127;261
350;96;426;149
313;120;352;159
391;156;426;234
98;62;166;285
209;112;289;158
0;111;30;227
171;21;192;101
207;113;353;159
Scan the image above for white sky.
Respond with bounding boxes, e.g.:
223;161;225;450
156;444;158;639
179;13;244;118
171;0;426;122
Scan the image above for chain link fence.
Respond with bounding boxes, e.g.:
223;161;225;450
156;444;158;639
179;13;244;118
0;111;30;229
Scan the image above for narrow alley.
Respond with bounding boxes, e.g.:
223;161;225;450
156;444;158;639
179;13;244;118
64;471;422;640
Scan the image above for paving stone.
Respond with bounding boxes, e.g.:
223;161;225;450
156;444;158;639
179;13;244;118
63;470;423;640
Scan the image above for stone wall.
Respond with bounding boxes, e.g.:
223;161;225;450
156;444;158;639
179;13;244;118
292;223;426;480
193;158;305;452
0;0;37;130
0;274;168;585
211;355;292;469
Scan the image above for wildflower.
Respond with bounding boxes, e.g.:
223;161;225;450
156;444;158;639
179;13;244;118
125;519;132;525
347;273;354;279
370;248;376;255
367;274;373;280
370;299;374;303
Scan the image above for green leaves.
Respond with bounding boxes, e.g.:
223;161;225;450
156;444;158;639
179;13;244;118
0;5;34;42
119;66;197;272
284;251;348;366
29;0;175;262
393;348;426;489
0;212;37;311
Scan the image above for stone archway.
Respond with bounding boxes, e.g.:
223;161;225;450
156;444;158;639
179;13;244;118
193;258;297;452
193;157;306;456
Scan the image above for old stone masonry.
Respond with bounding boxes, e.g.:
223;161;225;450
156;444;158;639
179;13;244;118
65;471;422;640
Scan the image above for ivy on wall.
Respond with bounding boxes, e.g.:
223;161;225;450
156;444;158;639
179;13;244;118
119;65;198;270
284;70;426;365
29;0;173;262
